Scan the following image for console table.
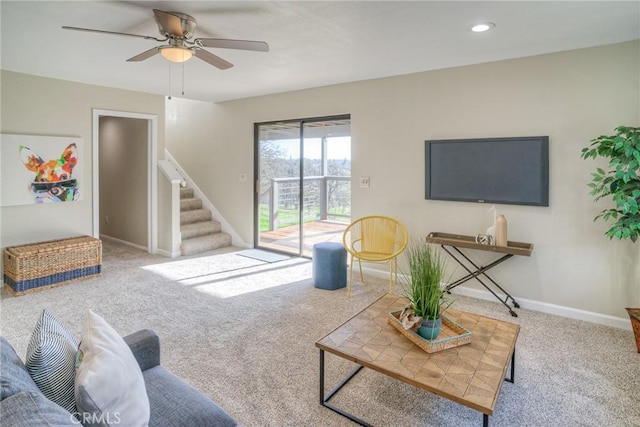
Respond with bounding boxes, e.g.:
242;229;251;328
426;232;533;317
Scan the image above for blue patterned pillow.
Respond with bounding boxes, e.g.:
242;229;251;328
1;336;41;400
0;391;77;426
25;309;79;413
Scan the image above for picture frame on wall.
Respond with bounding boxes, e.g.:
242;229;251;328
1;134;83;207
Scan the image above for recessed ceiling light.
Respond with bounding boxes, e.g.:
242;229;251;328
471;22;496;33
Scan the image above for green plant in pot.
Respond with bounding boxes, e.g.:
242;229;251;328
400;239;450;340
581;126;640;350
580;126;640;242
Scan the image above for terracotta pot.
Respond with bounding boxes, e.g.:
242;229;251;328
626;308;640;353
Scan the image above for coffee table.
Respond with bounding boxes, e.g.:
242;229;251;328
316;294;519;426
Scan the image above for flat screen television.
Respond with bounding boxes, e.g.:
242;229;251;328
425;136;549;206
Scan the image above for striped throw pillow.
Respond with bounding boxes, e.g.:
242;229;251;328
25;309;79;414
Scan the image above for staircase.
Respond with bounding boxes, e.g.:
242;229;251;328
180;187;232;256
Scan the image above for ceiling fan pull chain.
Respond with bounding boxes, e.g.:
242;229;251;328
167;62;176;100
181;60;185;96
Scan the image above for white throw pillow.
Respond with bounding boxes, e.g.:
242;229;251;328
25;309;79;414
74;310;150;427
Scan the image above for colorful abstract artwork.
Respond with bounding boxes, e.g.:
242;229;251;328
1;134;83;206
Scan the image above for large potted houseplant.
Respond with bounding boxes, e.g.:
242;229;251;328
400;239;449;340
581;125;640;351
580;125;640;242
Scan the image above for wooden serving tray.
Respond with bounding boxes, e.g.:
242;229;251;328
426;232;533;257
388;311;472;353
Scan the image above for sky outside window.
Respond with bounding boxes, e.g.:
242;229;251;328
276;137;351;160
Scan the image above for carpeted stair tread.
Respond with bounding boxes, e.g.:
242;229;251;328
181;233;232;256
177;186;231;256
180;187;194;199
181;220;222;240
180;197;202;212
181;209;212;225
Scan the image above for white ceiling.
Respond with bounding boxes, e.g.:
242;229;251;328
1;1;639;103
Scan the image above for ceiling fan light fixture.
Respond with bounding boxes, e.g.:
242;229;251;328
471;22;496;33
160;46;193;63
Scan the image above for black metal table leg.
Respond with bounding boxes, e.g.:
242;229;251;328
440;245;520;316
319;349;370;426
319;350;324;405
453;247;520;308
443;249;512;290
505;348;515;383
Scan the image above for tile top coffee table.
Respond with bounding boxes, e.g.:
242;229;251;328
316;294;519;426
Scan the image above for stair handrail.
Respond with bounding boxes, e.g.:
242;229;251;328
158;160;186;187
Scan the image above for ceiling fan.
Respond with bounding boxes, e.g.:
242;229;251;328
62;9;269;70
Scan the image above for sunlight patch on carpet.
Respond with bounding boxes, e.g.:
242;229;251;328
141;252;265;281
237;249;290;263
185;259;312;298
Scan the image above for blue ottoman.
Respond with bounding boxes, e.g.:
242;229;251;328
312;242;347;290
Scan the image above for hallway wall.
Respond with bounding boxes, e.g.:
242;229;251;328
99;116;148;248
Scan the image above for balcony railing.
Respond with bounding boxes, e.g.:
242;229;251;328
262;176;350;231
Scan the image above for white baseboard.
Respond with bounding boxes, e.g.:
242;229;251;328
449;285;631;330
155;248;181;258
101;234;180;258
99;234;148;252
360;266;632;331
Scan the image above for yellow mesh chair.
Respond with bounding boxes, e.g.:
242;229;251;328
342;215;408;297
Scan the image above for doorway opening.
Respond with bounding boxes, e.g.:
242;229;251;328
254;115;351;257
92;109;158;252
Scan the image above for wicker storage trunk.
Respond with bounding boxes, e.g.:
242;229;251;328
3;236;102;295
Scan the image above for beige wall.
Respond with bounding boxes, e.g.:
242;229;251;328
99;117;148;247
0;71;165;250
1;42;637;320
166;41;639;318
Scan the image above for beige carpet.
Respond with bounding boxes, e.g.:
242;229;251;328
1;240;639;427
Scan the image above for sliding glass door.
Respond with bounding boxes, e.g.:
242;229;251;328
255;115;351;257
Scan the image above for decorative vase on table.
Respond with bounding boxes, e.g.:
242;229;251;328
418;317;442;340
495;214;508;247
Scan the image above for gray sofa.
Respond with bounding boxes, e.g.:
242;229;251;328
0;330;237;426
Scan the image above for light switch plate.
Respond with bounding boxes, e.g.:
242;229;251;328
359;176;370;188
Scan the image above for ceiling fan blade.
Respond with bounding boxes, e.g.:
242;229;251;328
127;47;160;62
194;49;233;70
153;9;189;38
197;38;269;52
62;26;164;42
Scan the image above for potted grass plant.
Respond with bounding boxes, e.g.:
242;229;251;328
400;239;450;340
